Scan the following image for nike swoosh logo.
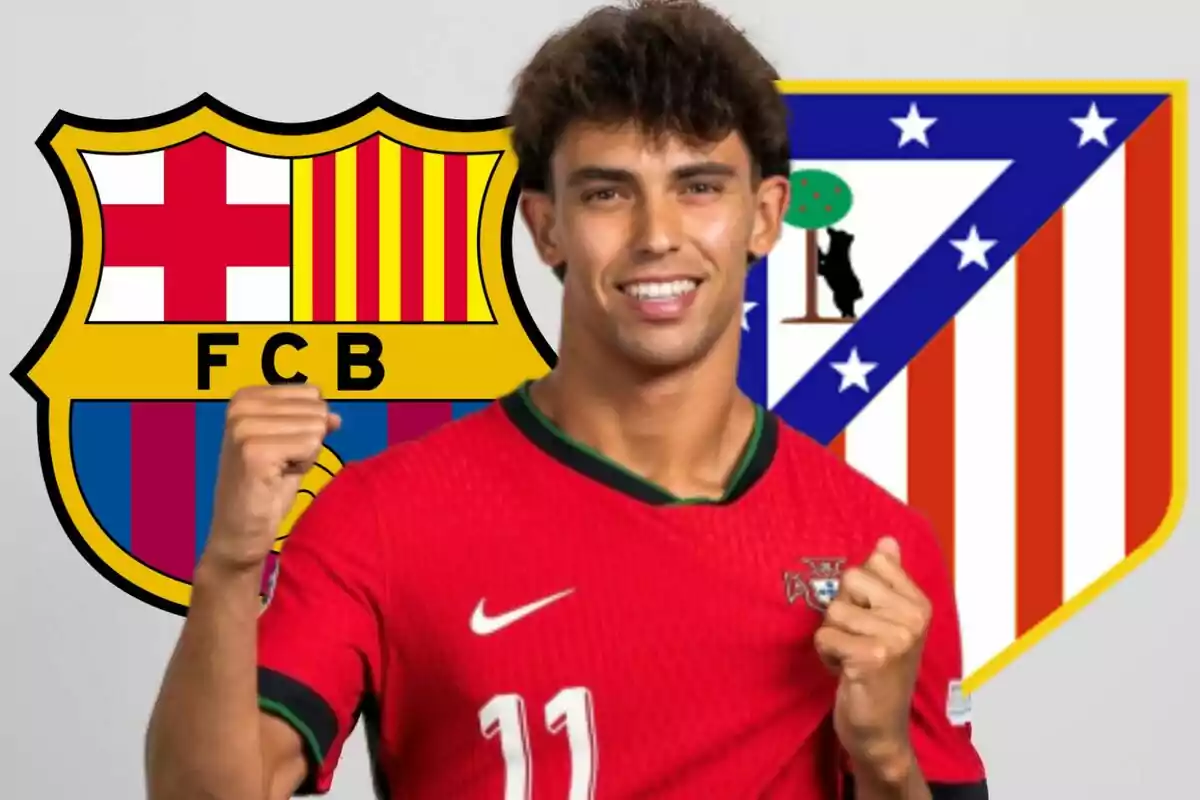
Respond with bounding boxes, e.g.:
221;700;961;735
470;588;574;635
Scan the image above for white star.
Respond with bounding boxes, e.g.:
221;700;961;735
742;301;757;331
890;102;937;147
830;347;878;393
949;225;998;270
1070;102;1117;147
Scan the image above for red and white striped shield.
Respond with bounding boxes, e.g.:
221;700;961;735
752;83;1187;691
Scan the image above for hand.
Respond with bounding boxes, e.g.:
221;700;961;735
202;384;341;573
815;536;931;785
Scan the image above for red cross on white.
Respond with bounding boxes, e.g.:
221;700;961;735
86;134;292;323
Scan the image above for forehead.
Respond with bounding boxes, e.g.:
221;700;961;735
550;121;753;180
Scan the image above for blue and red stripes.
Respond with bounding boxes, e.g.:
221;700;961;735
71;399;493;580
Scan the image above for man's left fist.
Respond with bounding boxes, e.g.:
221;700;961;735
814;536;932;784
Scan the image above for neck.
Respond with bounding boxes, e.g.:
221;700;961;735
530;325;756;499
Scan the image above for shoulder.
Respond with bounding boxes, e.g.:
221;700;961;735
771;417;946;568
337;399;529;504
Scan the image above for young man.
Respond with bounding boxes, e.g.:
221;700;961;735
144;1;988;798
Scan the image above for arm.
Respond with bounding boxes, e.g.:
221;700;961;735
144;385;340;800
252;462;389;795
144;384;386;799
144;558;308;800
840;508;989;800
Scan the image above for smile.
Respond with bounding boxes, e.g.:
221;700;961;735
619;278;700;300
616;277;704;321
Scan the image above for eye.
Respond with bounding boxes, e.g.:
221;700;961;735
582;187;620;204
683;181;721;195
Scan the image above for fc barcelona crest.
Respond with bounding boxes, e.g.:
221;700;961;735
10;93;553;615
784;557;846;612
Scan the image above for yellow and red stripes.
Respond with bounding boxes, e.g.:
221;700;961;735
291;136;492;322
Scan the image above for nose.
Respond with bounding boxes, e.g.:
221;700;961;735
632;193;682;257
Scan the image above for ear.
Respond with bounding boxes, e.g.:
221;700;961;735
748;174;790;261
519;191;565;268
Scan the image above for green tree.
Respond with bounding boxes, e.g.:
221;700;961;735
784;169;853;322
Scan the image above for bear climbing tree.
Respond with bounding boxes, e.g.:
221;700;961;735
782;168;857;323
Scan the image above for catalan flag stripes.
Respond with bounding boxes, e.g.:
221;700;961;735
291;135;494;322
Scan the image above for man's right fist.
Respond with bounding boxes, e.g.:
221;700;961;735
202;384;342;572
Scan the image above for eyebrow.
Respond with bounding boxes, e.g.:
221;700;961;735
674;162;739;181
564;161;739;187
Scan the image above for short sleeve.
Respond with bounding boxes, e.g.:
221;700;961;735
900;513;988;786
256;462;387;795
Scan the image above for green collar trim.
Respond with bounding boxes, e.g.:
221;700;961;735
500;381;777;506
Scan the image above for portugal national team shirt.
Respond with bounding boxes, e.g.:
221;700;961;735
256;383;988;798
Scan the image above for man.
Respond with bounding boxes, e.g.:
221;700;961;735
144;1;988;797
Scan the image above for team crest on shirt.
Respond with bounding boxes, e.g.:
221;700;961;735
10;93;553;616
784;557;845;612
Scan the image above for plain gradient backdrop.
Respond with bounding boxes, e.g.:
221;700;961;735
0;0;1195;797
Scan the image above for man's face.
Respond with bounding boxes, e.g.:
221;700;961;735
520;121;789;373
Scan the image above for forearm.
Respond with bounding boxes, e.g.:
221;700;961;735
847;749;933;800
144;556;268;800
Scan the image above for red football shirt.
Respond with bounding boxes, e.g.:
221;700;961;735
257;383;987;798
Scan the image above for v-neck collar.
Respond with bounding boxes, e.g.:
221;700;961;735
499;381;778;506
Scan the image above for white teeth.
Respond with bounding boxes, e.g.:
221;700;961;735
623;279;698;300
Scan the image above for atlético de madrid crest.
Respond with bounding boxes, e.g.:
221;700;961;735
10;82;1188;697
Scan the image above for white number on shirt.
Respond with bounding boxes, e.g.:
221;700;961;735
479;686;597;800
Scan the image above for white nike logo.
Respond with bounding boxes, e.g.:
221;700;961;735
470;588;574;635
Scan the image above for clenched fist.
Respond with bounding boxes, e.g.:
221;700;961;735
815;536;931;786
202;384;341;572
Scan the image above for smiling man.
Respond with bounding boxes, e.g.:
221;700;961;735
144;1;989;798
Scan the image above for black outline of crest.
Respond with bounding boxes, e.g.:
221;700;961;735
9;93;559;615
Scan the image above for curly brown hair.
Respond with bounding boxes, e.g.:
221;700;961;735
507;0;791;195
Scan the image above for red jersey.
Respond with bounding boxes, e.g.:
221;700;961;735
257;383;987;798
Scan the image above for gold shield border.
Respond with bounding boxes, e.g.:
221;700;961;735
10;93;556;614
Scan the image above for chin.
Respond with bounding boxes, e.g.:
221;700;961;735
613;332;712;374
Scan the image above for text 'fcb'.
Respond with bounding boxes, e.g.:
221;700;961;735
198;332;384;391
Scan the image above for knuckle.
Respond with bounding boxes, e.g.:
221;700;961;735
841;568;864;591
229;385;256;402
227;419;251;444
910;598;932;629
239;438;267;463
813;626;835;650
224;400;247;422
896;606;924;638
869;642;890;668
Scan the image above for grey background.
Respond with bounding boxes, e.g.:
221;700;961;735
0;0;1195;797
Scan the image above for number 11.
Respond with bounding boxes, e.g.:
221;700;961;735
479;686;597;800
